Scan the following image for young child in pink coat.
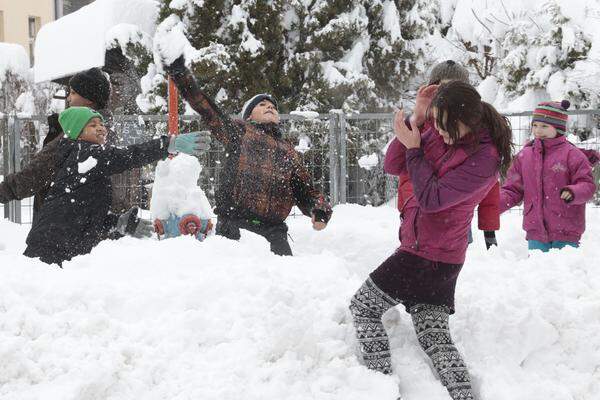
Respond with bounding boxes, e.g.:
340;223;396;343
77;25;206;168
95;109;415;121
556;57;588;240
500;100;598;251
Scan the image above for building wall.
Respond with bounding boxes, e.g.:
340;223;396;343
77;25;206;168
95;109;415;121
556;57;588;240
0;0;56;65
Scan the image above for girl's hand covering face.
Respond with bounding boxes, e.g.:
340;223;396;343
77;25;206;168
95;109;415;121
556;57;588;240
394;109;421;149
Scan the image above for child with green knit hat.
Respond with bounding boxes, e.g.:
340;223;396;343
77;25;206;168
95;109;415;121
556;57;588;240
59;107;106;142
24;107;211;266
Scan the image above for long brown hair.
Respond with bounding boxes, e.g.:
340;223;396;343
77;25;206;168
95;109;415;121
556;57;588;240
428;80;514;177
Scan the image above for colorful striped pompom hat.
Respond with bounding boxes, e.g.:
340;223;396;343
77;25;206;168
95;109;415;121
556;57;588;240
531;100;571;135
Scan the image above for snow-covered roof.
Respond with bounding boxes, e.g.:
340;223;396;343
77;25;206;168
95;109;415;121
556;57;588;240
0;43;30;88
34;0;158;83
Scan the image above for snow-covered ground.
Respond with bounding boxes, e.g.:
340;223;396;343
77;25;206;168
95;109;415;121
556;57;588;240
0;205;599;400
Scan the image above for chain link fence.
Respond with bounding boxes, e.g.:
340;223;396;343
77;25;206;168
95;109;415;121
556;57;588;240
2;110;599;224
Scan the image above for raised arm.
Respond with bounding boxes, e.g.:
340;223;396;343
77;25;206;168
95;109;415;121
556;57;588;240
406;146;499;213
78;137;170;179
165;57;243;145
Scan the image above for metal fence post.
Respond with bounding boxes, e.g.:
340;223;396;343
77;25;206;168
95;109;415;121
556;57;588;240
7;117;22;224
339;112;347;204
328;111;339;206
1;117;9;220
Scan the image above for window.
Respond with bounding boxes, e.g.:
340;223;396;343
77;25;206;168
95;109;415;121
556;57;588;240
28;16;41;66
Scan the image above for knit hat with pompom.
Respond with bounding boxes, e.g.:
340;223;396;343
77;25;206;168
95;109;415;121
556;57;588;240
532;100;571;135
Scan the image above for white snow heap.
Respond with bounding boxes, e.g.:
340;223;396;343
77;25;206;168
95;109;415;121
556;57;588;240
34;0;158;83
1;205;600;399
150;153;213;220
358;153;379;171
0;43;30;89
152;14;192;68
14;92;36;117
290;110;320;119
382;0;402;43
317;6;370;88
229;4;264;56
105;23;153;65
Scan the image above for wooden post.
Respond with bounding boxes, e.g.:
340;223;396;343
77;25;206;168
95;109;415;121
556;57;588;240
168;77;179;136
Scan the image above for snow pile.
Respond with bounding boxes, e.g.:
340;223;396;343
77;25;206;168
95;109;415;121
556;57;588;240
229;5;264;56
105;23;154;64
34;0;158;82
358;153;379;171
14;92;36;117
0;43;30;89
1;205;599;399
152;15;191;67
290;111;320;119
149;154;213;220
294;134;312;154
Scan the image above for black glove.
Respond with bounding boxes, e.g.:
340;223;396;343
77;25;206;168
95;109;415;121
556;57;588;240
312;209;329;223
484;230;498;250
164;55;187;76
44;113;63;146
116;207;154;238
311;196;332;223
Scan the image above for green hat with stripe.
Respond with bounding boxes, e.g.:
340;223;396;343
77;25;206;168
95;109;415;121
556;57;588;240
532;100;570;135
58;107;103;140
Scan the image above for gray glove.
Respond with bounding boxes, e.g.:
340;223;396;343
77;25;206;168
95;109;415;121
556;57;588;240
168;131;211;156
117;207;154;238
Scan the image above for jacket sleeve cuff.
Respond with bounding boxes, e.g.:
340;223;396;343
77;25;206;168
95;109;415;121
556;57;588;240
406;147;424;160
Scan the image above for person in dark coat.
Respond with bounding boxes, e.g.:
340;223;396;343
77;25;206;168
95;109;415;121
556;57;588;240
23;107;209;266
160;55;332;256
0;68;111;223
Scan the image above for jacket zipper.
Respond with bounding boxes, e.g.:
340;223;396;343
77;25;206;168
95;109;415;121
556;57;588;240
413;208;420;250
540;141;549;240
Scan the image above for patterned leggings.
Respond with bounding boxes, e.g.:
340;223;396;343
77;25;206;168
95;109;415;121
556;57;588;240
349;278;474;400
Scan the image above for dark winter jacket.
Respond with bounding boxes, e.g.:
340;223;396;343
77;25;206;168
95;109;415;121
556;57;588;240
167;59;332;225
24;136;170;265
0;110;117;222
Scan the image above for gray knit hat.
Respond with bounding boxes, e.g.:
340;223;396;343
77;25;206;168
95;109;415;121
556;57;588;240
428;60;469;85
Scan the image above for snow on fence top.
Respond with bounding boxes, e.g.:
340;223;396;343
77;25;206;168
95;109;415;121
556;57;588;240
0;43;29;88
34;0;158;83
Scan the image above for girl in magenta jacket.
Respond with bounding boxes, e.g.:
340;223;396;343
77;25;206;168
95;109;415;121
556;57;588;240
500;100;598;252
349;81;513;400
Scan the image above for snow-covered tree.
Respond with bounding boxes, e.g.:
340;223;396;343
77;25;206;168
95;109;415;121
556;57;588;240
141;0;440;114
497;2;592;104
442;0;599;109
